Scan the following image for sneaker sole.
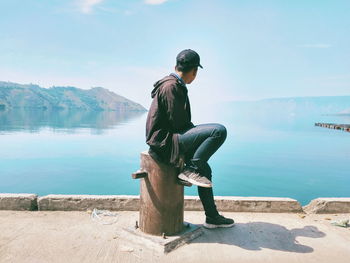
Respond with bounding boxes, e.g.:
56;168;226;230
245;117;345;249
178;174;212;188
177;179;192;187
203;222;235;229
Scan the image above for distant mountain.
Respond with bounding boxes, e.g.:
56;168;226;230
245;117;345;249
222;96;350;116
0;81;147;111
339;108;350;115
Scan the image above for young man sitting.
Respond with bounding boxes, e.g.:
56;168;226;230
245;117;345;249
146;49;234;229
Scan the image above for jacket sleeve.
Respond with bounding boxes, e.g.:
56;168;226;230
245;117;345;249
160;84;188;132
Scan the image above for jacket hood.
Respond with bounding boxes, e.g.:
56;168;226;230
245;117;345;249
151;75;177;98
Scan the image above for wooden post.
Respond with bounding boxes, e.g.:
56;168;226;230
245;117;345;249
132;151;185;236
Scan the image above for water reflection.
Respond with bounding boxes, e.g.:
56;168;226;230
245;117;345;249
0;109;147;133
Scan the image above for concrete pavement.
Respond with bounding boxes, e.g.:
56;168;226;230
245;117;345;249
0;211;349;263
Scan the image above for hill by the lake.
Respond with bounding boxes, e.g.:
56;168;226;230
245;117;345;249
0;81;146;111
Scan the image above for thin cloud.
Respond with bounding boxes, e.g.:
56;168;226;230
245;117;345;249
297;44;332;48
78;0;104;14
124;10;134;16
144;0;169;5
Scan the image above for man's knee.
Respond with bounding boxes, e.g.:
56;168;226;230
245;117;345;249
213;124;227;140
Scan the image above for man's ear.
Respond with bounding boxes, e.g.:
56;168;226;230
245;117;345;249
193;67;198;76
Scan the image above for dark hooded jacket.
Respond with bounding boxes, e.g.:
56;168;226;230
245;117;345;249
145;74;194;167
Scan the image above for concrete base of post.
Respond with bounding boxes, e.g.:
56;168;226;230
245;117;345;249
117;222;203;254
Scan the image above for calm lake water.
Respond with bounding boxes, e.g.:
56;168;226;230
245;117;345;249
0;106;349;206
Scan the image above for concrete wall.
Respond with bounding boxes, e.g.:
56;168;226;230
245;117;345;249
36;195;302;213
303;198;350;214
38;195;140;211
184;196;303;213
0;194;38;211
1;194;350;213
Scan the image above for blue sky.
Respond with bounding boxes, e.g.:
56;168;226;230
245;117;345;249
0;0;349;108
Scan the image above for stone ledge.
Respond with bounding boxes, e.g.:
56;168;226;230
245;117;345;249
303;198;350;214
185;196;303;213
37;194;303;213
5;194;350;213
38;194;140;211
0;193;38;211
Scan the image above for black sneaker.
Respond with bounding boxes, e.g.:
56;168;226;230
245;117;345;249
178;168;212;188
203;214;235;229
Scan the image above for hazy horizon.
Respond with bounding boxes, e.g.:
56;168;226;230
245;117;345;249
2;80;350;110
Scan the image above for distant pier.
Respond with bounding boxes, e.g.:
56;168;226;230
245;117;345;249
315;122;350;132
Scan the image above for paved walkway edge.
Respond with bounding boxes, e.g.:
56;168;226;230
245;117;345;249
1;194;350;213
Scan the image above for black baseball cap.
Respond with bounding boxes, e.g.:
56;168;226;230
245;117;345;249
176;49;203;69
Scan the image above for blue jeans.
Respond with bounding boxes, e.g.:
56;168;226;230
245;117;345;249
178;123;227;218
